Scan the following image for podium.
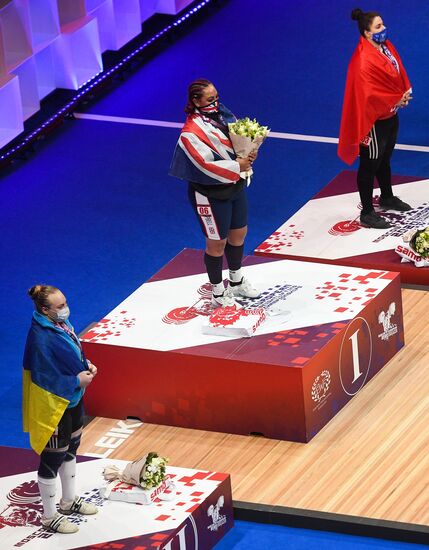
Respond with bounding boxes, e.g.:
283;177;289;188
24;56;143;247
81;249;404;442
0;447;232;549
255;171;429;286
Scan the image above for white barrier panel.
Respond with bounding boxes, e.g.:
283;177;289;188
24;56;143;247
0;74;24;148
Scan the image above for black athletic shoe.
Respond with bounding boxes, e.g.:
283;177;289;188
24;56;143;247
379;196;412;212
360;211;391;229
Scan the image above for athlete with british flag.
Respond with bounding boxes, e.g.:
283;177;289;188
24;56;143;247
170;79;260;307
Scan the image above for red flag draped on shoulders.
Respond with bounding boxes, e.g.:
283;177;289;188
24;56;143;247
338;36;411;165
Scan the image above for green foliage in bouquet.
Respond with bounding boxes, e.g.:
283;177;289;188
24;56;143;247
411;227;429;258
228;117;269;140
140;452;169;489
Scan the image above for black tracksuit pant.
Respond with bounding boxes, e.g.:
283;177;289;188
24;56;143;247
357;114;399;215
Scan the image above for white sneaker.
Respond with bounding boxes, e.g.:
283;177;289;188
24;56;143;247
228;277;260;299
59;496;98;516
42;512;79;534
211;290;241;308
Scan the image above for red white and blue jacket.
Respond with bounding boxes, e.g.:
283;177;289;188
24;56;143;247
169;104;241;185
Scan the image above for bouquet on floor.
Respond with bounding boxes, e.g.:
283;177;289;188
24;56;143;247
101;453;174;504
228;118;270;183
395;227;429;267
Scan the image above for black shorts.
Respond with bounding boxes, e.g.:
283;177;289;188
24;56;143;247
45;399;84;450
188;183;248;240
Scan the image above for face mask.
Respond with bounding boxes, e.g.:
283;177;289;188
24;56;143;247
372;28;387;44
54;306;70;323
198;99;219;114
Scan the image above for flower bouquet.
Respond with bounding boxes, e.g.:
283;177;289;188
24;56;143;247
395;227;429;267
101;453;174;504
228;117;269;183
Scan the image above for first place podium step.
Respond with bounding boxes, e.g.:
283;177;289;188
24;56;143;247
81;248;405;443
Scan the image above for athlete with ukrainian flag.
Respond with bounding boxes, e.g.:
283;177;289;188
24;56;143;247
23;285;98;534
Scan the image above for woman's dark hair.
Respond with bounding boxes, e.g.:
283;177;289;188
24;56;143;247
185;79;213;114
28;284;59;313
351;8;381;36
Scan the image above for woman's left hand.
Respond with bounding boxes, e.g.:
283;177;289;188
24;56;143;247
248;150;258;163
87;361;98;376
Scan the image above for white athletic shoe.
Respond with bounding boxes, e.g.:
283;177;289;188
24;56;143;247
228;277;260;299
42;512;79;534
211;289;241;308
59;496;98;516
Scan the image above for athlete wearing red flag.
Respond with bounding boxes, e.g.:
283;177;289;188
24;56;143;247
338;9;412;229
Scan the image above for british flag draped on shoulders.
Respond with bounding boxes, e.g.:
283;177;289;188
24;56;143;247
169;103;241;185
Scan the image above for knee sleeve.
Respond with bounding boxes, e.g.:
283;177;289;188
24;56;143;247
65;433;81;461
38;450;67;479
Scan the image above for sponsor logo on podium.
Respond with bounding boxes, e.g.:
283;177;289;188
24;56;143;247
311;370;331;410
311;370;331;402
163;282;300;325
207;496;227;532
378;302;398;341
0;480;42;529
328;220;361;236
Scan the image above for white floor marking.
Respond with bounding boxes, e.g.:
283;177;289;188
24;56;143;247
74;113;429;153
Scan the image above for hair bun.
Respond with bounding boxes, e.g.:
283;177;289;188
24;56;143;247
28;284;43;298
351;8;363;21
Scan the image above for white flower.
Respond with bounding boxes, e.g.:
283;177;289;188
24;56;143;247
228;117;270;141
413;227;429;258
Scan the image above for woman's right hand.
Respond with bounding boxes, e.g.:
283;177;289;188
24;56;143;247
237;157;252;172
398;90;412;108
78;370;94;389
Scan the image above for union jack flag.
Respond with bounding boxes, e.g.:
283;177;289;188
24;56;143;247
169;104;240;185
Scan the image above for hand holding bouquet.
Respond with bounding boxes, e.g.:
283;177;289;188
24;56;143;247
228;117;269;183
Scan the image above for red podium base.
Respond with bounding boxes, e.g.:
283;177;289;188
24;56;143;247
81;249;404;442
255;171;429;286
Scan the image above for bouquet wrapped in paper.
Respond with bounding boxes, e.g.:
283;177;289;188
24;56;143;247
101;452;174;504
395;227;429;267
228;117;269;183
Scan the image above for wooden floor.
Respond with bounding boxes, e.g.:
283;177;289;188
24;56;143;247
79;288;429;527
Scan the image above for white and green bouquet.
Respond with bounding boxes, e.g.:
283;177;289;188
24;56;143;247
102;452;172;504
228;117;269;141
228;117;270;182
395;227;429;267
139;452;168;489
412;227;429;258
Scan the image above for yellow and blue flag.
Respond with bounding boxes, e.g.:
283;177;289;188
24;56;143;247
23;312;87;454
